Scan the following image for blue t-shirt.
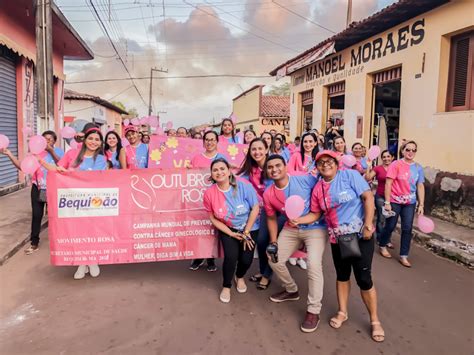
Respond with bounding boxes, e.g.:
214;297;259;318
126;143;148;169
35;147;65;189
263;174;326;230
276;147;291;163
311;169;370;243
77;155;107;171
203;180;260;231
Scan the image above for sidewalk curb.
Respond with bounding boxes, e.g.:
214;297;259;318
0;219;48;266
395;224;474;268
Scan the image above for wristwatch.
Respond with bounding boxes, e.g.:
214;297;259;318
243;230;250;236
364;225;374;232
383;201;390;205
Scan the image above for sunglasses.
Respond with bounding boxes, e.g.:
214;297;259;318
205;138;217;142
405;148;417;153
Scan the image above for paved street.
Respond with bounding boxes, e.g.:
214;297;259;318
0;230;472;355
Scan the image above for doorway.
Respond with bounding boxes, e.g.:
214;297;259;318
371;67;401;158
326;81;345;146
300;90;313;134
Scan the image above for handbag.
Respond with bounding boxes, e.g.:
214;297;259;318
38;189;47;203
321;184;361;259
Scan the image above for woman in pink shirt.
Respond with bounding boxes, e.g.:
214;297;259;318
365;150;394;247
379;141;425;267
287;132;319;175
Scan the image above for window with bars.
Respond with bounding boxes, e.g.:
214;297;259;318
446;31;474;111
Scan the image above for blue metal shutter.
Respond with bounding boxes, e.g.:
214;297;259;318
0;48;19;187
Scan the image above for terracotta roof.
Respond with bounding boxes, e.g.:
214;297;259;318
64;89;128;115
232;85;264;101
270;0;449;76
260;96;290;118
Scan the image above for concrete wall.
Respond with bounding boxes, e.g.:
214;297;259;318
233;87;261;133
289;0;474;176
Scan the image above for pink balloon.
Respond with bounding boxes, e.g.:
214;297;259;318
20;155;40;175
341;154;357;167
285;195;305;220
368;145;381;160
131;118;140;126
140;116;149;125
287;143;296;153
29;135;47;154
121;138;130;147
156;127;164;135
166;121;173;129
236;131;244;143
123;119;130;126
230;113;237;123
148;116;159;128
61;126;76;139
0;134;9;149
22;127;33;137
70;140;79;149
417;215;435;234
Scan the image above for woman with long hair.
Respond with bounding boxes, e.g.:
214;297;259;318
379;141;425;267
104;131;126;169
260;132;273;150
204;158;260;303
332;136;347;157
1;130;64;254
294;150;384;342
365;150;395;247
270;136;291;163
40;127;107;279
220;118;240;144
287;132;319;174
243;129;257;144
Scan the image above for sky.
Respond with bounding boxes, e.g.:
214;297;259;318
58;0;398;128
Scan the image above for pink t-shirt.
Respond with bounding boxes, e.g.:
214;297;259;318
287;153;315;174
57;149;80;169
386;159;425;205
373;165;388;197
191;152;226;169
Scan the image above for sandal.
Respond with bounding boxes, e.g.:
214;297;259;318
256;279;271;290
371;321;385;342
379;247;392;259
249;274;263;282
329;311;348;329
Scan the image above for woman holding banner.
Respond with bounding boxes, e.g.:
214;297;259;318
124;126;148;169
188;130;226;272
104;131;126;169
204;158;260;303
40;127;107;280
219;118;240;144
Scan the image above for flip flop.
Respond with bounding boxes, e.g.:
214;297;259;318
371;321;385;342
329;311;348;329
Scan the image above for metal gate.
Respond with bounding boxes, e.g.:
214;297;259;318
0;47;18;187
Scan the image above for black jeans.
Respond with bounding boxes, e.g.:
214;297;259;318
220;230;258;288
30;184;46;246
256;211;286;279
331;237;374;291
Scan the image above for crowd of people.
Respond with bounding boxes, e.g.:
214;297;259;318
0;117;428;341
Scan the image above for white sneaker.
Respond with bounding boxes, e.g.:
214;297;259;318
89;264;100;277
289;258;297;266
297;258;307;270
74;265;89;280
219;288;231;303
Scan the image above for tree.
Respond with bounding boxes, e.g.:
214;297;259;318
111;100;138;117
265;82;290;96
110;100;126;111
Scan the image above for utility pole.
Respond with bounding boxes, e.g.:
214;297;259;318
148;67;168;116
36;0;54;132
346;0;352;28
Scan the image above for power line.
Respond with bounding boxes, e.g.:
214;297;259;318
88;0;148;107
271;0;337;34
182;1;301;53
67;74;272;84
64;85;135;113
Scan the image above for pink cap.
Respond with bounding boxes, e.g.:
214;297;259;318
315;150;339;162
124;125;138;134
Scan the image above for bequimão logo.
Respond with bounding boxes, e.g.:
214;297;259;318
57;188;119;218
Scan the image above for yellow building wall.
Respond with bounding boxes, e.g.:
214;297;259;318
233;88;261;134
289;0;474;174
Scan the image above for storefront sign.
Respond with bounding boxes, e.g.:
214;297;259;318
261;118;289;126
303;18;425;85
47;169;221;266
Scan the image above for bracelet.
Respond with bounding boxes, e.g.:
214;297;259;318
384;201;390;205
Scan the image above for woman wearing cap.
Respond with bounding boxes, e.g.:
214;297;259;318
188;130;226;272
293;150;384;342
220;118;240;144
365;150;395;247
1;130;64;254
124;126;148;169
203;158;260;303
104;131;127;169
40;127;107;280
379;141;425;267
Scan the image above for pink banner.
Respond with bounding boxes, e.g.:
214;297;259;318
147;136;247;168
47;168;221;266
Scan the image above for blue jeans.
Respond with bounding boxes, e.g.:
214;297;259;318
380;203;416;257
257;211;286;279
